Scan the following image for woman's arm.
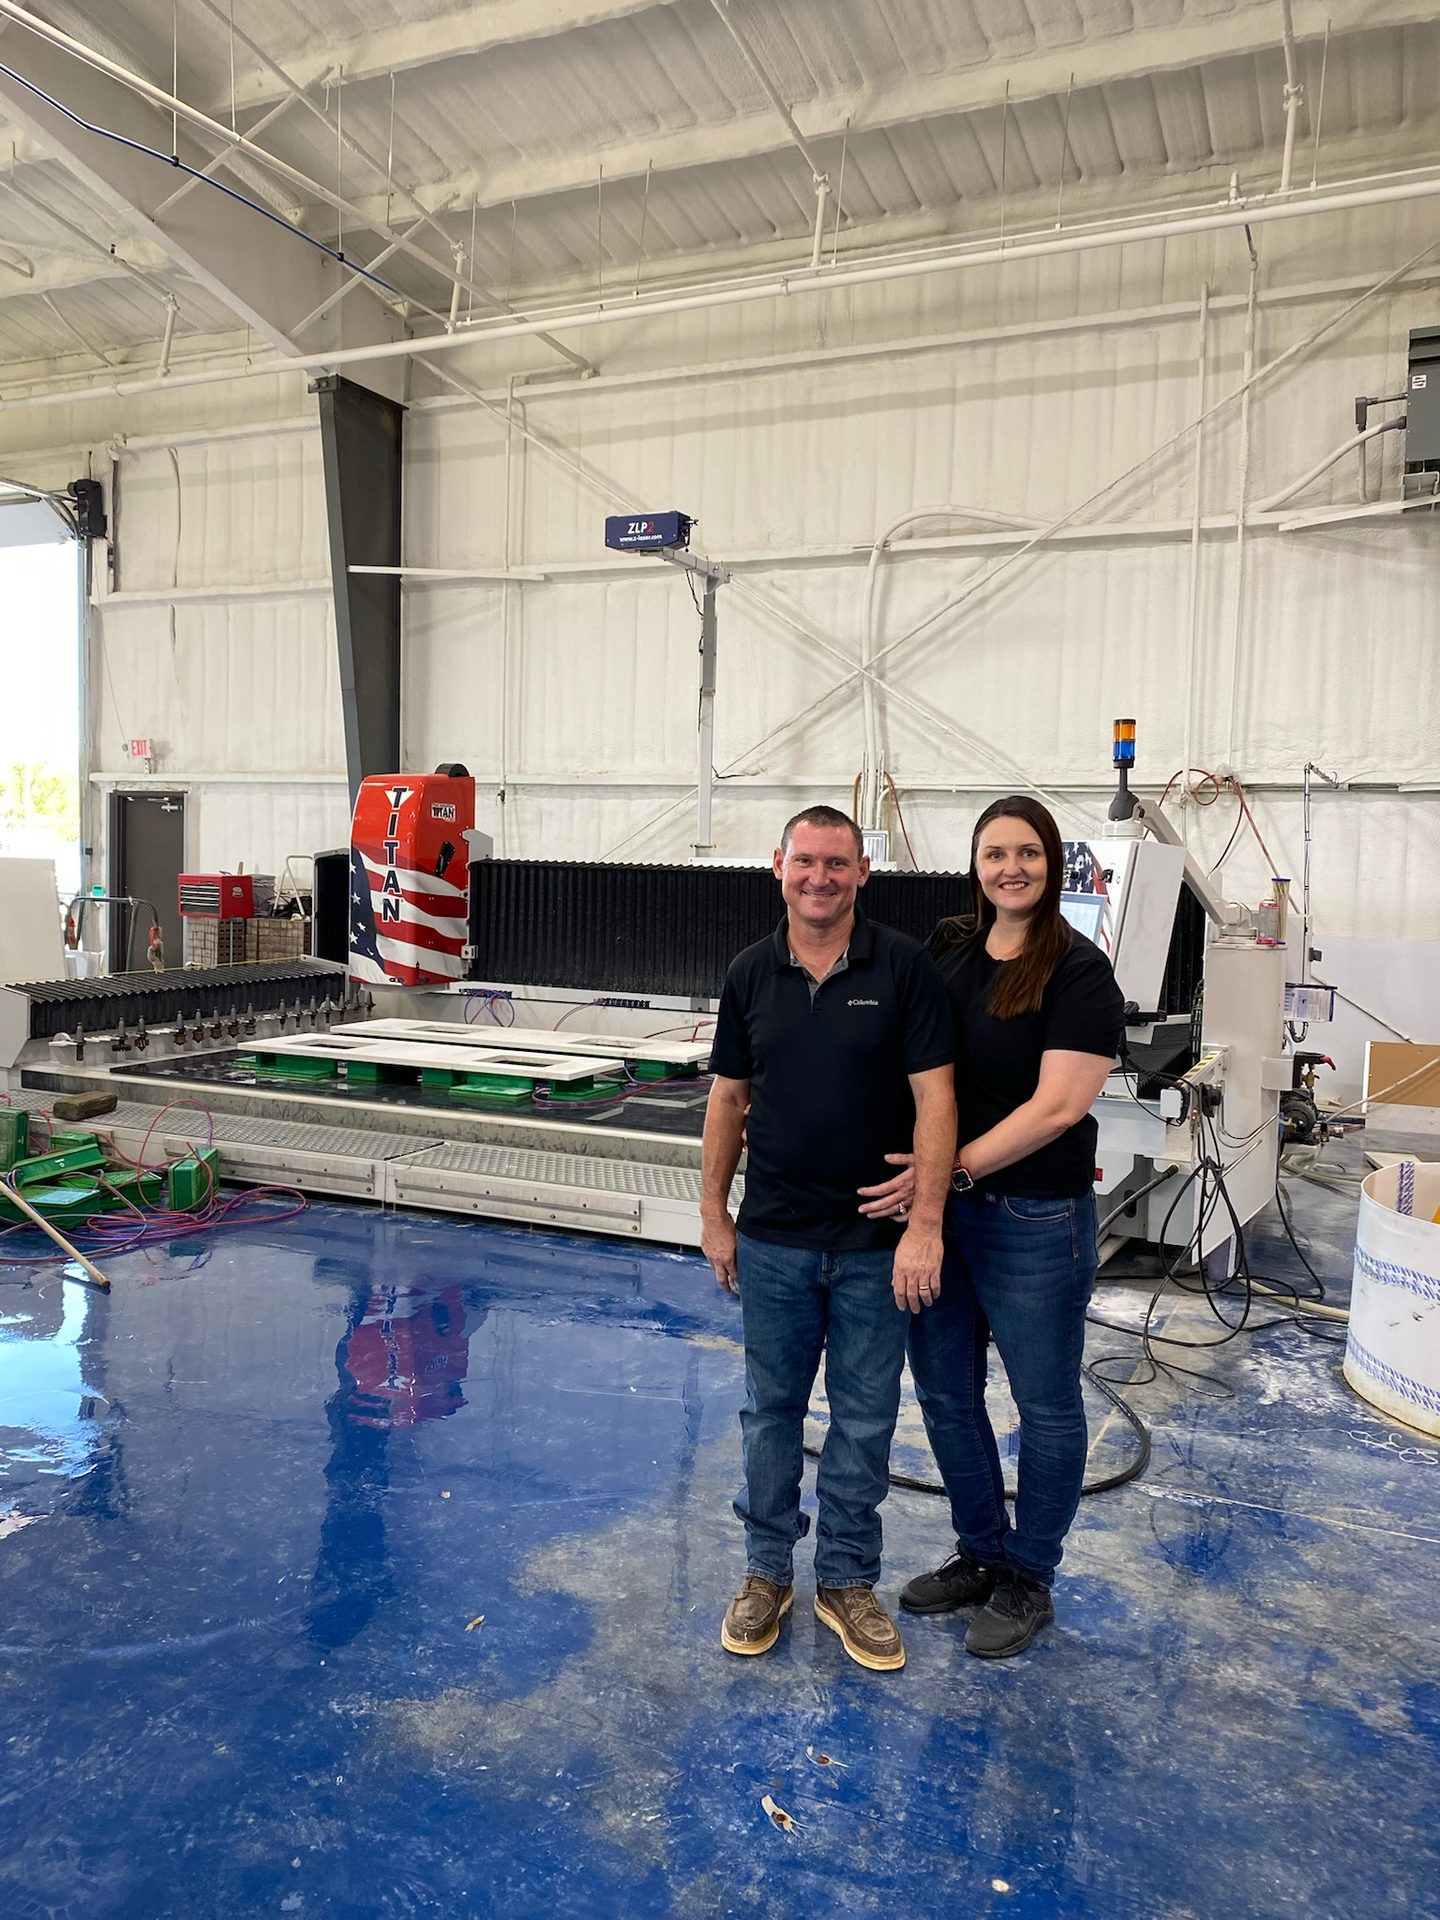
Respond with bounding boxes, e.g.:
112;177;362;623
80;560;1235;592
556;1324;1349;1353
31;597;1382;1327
956;1049;1113;1183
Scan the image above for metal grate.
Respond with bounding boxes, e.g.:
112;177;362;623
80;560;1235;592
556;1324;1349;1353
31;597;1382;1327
401;1139;703;1201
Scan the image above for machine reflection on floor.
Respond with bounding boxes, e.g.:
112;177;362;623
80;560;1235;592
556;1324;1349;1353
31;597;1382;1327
0;1137;1435;1920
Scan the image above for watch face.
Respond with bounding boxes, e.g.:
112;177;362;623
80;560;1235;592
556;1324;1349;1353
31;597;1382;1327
950;1167;973;1194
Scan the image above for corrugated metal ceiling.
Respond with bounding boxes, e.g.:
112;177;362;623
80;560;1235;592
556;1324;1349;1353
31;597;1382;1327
0;0;1432;364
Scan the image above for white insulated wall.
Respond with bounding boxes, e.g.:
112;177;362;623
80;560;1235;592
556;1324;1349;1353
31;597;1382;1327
2;199;1437;988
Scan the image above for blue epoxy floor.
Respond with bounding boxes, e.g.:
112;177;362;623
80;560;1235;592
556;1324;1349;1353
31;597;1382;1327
1;1144;1437;1920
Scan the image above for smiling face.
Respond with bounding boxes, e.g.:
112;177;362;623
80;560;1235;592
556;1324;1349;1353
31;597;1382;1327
974;814;1048;924
774;821;869;940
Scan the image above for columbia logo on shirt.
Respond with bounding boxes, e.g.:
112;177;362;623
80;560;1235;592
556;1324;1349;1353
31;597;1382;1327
848;997;879;1007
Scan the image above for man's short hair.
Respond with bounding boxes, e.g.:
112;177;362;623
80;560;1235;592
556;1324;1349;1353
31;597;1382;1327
780;805;864;858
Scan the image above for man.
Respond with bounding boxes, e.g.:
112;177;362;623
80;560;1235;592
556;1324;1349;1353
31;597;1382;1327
701;806;955;1672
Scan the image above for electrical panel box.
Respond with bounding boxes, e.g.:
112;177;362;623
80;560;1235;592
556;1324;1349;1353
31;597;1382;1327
604;511;692;553
1405;327;1440;487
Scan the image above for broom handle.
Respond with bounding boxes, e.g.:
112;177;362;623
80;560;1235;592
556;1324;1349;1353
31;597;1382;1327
3;1179;111;1290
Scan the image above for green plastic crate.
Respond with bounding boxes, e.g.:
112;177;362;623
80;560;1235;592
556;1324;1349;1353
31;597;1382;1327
0;1107;28;1170
10;1141;106;1187
47;1129;101;1153
167;1146;221;1211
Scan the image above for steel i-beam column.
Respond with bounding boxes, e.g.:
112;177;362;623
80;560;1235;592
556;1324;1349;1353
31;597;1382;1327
315;374;404;803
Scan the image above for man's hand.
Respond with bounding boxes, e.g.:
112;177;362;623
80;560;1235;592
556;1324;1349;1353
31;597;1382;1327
857;1151;916;1220
702;1211;740;1294
891;1223;942;1314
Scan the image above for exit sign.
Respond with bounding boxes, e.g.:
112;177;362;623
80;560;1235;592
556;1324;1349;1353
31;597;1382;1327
128;737;151;759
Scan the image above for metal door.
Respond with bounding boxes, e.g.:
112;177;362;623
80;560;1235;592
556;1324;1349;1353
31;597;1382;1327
108;790;185;971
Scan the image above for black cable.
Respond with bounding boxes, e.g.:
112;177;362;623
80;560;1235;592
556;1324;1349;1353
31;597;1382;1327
0;60;405;301
1098;1164;1179;1237
1274;1176;1329;1292
1088;1116;1351;1395
803;1360;1151;1500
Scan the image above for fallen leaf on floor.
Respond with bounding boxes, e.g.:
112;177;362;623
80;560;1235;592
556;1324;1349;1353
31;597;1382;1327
761;1793;799;1835
465;1615;485;1632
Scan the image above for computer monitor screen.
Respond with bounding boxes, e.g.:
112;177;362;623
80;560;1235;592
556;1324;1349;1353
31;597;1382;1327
1060;891;1105;944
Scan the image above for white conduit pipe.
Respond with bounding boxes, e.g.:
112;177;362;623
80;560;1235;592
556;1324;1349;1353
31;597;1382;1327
764;235;1440;786
1224;256;1258;774
1279;0;1304;197
1181;283;1209;842
604;230;1440;863
1253;418;1407;512
270;172;1440;380
708;0;831;184
2;176;1440;417
860;507;1040;829
811;175;830;272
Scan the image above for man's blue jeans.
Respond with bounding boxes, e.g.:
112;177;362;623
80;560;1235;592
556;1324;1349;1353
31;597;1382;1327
907;1189;1098;1589
733;1233;908;1590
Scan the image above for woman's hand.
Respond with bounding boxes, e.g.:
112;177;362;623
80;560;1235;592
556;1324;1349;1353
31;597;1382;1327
857;1152;916;1220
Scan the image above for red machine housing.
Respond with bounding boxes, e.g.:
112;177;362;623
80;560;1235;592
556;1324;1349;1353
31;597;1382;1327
348;771;475;987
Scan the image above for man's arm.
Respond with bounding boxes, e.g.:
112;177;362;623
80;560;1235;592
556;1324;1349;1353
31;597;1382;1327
891;1064;956;1314
700;1072;750;1293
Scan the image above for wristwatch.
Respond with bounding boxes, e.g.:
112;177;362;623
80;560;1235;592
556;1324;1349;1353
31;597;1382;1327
950;1161;975;1195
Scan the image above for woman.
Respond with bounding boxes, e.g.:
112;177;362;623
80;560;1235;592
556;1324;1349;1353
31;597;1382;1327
860;795;1124;1658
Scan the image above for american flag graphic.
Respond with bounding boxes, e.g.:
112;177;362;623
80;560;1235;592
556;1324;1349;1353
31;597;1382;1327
348;775;473;987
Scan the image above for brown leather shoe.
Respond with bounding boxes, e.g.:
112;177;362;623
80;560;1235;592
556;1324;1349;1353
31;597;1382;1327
721;1574;794;1656
814;1585;906;1671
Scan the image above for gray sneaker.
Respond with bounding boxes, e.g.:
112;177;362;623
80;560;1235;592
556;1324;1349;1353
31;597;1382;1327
721;1574;793;1656
814;1585;906;1671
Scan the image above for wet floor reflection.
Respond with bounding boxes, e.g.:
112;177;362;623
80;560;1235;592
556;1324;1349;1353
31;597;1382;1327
0;1282;109;1496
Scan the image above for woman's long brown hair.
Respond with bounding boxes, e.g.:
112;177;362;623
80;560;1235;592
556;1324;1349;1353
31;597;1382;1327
935;795;1074;1017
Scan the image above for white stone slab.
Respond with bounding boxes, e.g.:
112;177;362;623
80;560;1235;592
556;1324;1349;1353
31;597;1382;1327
249;1033;623;1082
337;1016;711;1067
0;857;63;984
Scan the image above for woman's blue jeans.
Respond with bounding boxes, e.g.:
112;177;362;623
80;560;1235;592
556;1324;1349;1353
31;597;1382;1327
907;1189;1098;1589
733;1232;908;1590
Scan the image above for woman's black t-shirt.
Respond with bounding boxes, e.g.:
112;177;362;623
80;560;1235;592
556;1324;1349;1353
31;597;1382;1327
926;924;1125;1197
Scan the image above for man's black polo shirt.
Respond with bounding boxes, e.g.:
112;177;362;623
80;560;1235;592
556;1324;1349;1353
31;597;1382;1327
708;909;953;1251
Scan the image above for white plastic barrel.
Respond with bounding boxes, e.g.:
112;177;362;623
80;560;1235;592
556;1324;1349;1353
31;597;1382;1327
1346;1160;1440;1438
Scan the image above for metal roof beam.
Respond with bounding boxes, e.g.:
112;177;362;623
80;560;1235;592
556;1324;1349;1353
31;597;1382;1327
328;0;1437;222
222;0;679;114
0;21;406;389
0;242;169;299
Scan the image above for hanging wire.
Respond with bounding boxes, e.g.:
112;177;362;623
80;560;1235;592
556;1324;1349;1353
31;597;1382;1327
467;193;479;322
1309;18;1331;191
1056;73;1075;226
634;158;652;297
336;66;343;258
829;116;849;265
999;79;1010;246
228;0;236;135
385;70;396;229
